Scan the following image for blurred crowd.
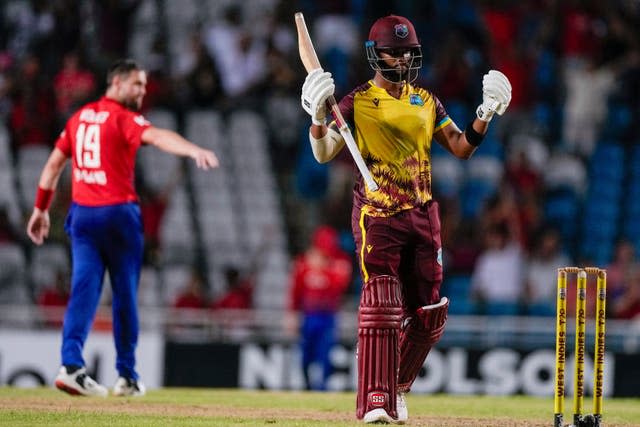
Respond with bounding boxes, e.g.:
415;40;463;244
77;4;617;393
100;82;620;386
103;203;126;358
0;0;639;321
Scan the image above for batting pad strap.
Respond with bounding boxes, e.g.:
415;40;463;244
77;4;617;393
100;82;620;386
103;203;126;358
309;127;345;163
359;306;404;328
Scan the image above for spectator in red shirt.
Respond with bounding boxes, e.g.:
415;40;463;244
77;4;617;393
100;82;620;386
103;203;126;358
173;269;208;309
605;239;637;303
138;184;168;266
37;269;70;328
612;265;640;320
10;54;55;147
137;167;182;266
53;51;96;122
288;225;352;390
211;266;253;310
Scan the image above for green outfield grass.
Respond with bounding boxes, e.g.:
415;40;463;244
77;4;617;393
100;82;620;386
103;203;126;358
1;387;639;426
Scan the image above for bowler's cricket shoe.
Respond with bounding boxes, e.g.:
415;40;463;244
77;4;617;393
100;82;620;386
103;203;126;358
396;393;408;424
113;377;146;397
55;366;108;397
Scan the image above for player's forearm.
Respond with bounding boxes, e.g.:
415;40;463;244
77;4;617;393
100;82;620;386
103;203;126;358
459;118;489;157
143;127;200;158
435;120;485;160
309;126;345;163
446;135;477;159
38;148;68;190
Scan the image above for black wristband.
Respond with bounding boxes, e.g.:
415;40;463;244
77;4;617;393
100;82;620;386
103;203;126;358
465;121;485;147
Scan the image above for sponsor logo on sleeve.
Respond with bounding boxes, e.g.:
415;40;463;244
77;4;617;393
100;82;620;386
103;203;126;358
134;115;150;126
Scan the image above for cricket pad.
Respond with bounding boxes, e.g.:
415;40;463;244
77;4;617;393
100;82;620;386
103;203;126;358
397;297;449;392
356;275;404;420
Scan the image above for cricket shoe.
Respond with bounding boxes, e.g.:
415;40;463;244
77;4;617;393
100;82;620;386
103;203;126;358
113;377;146;397
54;366;108;397
363;408;394;424
363;395;407;425
396;393;408;424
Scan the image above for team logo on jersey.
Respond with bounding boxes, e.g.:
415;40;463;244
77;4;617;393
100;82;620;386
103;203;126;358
437;247;443;266
372;98;379;107
395;24;409;38
410;94;424;106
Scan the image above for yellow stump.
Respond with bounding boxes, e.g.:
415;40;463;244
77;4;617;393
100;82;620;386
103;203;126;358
573;270;587;425
554;268;568;427
593;270;607;423
554;267;606;427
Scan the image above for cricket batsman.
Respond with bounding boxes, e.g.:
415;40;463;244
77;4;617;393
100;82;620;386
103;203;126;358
299;15;511;423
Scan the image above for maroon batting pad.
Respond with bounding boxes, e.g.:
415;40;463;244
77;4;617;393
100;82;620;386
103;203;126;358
356;275;404;419
398;297;449;392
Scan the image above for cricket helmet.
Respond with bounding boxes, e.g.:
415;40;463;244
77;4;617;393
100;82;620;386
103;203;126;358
366;15;422;83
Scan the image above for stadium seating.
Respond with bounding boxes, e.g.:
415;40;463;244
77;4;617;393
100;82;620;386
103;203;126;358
431;156;464;198
0;243;28;303
441;274;477;315
138;110;180;192
543;151;586;195
459;155;502;218
579;142;625;265
16;146;51;210
0;123;15;220
1;0;637;322
543;186;580;257
161;265;195;306
29;243;70;291
158;184;197;265
621;144;640;253
182;109;290;310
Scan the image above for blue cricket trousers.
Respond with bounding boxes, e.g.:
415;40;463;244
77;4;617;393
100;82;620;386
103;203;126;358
301;312;336;391
62;202;143;380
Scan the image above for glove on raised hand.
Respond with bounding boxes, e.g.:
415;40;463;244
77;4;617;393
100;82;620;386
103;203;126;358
476;70;512;122
301;68;335;126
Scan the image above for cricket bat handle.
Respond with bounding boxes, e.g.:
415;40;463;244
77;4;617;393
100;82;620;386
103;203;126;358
294;12;379;192
327;99;379;192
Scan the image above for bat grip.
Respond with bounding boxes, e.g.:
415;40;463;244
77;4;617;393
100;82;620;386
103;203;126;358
326;96;343;126
326;102;379;192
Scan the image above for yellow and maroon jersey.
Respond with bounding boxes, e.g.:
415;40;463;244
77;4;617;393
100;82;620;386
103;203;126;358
334;80;451;216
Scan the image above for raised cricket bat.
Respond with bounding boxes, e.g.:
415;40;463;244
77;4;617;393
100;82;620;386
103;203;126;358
294;12;379;192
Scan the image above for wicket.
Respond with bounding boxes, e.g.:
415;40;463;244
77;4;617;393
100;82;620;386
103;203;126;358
554;267;607;427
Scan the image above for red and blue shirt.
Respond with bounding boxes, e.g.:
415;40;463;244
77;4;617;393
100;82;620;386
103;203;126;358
55;96;151;206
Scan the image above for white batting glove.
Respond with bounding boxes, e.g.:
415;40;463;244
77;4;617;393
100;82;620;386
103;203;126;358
301;68;335;126
476;70;512;122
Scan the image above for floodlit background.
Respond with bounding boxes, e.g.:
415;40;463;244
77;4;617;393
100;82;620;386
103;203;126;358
0;0;638;396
